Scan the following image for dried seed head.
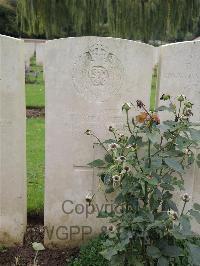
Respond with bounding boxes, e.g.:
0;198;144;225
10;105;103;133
124;165;130;172
184;109;193;117
108;143;119;150
112;175;121;182
107;224;116;233
181;193;191;202
136;100;144;109
167;210;178;220
85;129;92;135
119;134;126;141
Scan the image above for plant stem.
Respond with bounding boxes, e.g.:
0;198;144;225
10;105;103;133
126;110;132;134
33;250;38;266
180;201;187;216
91;134;109;153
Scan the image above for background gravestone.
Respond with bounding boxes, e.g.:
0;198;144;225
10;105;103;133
157;40;200;232
36;43;46;65
24;42;35;68
0;35;26;245
45;36;155;247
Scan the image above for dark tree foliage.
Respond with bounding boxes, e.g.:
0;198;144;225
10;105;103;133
12;0;200;41
0;2;18;37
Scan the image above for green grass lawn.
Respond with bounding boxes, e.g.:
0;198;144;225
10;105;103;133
27;118;44;215
26;56;45;215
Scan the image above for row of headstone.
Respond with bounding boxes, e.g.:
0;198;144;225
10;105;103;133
0;34;199;247
24;40;46;68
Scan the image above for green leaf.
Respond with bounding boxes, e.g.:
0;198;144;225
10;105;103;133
160;183;174;191
170;230;186;240
151;157;162;169
189;128;200;142
88;159;105;167
161;245;181;257
167;200;178;212
147;246;161;259
145;177;158;186
147;131;160;144
164;157;184;173
32;242;45;251
189;210;200;223
156;105;174;113
97;211;114;218
105;154;113;163
157;256;169;266
188;243;200;266
100;247;118;261
179;216;191;234
193;203;200;211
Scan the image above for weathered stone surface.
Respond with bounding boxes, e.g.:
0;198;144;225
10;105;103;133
157;40;200;122
0;35;26;245
45;36;155;247
36;43;45;65
157;40;200;233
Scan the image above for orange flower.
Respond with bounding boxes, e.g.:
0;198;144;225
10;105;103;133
136;112;148;123
152;113;160;124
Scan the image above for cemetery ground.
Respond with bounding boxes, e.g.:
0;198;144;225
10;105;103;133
0;56;157;265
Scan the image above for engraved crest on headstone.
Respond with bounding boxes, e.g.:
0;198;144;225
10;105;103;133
72;42;124;102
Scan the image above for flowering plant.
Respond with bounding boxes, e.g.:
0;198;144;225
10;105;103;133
86;94;200;265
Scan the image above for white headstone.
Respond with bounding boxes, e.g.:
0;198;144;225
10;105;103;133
157;41;200;121
45;37;155;247
0;35;26;245
157;40;200;233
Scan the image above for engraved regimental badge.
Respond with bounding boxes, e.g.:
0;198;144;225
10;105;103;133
72;42;124;102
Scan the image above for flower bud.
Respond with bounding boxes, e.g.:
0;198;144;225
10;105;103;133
85;191;95;204
122;103;131;111
177;94;185;102
119;134;126;141
109;126;114;132
184;101;193;108
160;94;170;101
